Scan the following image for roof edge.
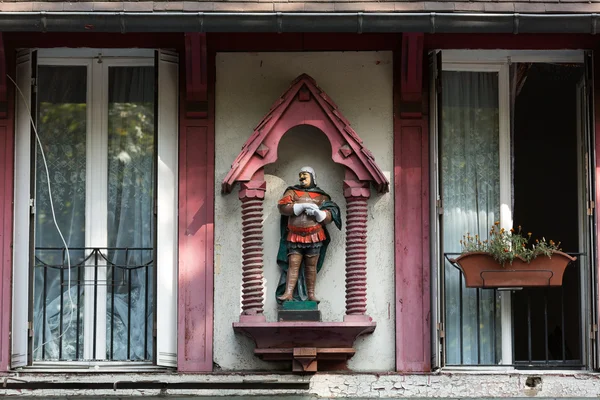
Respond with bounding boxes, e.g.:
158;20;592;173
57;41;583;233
0;12;598;34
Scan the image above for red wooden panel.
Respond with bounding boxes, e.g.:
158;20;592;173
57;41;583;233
394;39;430;372
0;118;13;372
178;124;213;371
177;51;215;372
394;119;430;372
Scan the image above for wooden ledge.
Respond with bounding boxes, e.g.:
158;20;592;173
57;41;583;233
232;320;376;372
256;348;356;372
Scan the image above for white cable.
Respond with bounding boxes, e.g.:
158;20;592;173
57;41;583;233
8;74;76;356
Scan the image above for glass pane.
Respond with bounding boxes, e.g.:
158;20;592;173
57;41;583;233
441;70;502;365
106;66;155;361
34;65;87;361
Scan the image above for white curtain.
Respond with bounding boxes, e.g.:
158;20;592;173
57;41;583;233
441;70;502;365
33;65;87;361
33;65;155;361
106;66;155;361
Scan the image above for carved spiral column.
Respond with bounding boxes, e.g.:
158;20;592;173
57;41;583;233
343;180;371;320
239;180;267;318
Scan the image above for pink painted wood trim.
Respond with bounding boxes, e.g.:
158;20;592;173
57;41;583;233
394;118;431;373
394;39;431;372
0;85;13;372
343;180;370;317
239;178;266;316
233;321;377;348
221;74;389;194
177;51;215;372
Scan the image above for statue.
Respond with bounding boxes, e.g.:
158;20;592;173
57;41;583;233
276;166;342;303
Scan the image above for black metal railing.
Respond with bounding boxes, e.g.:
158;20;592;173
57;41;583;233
33;247;154;362
512;270;584;368
443;252;584;368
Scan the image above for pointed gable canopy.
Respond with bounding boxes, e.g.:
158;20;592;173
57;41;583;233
222;73;389;194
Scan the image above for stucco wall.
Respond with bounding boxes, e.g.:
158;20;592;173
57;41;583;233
214;52;394;371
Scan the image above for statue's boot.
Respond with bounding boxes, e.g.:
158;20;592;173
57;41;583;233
305;254;320;303
277;254;302;301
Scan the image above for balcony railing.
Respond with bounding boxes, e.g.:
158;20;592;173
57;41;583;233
443;252;584;368
512;279;584;368
34;247;154;362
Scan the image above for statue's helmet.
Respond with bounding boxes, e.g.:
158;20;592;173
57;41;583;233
299;166;317;186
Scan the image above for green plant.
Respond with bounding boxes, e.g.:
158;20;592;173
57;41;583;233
460;221;561;265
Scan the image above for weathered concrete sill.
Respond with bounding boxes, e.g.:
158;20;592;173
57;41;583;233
0;371;599;397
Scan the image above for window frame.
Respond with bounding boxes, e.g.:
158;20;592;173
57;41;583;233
12;48;178;369
431;49;592;370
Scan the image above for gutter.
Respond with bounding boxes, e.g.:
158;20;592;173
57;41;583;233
1;12;599;33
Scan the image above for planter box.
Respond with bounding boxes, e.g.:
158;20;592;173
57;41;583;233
449;251;577;288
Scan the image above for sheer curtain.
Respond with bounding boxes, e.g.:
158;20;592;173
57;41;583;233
441;70;502;365
107;66;155;361
34;65;87;361
33;64;155;361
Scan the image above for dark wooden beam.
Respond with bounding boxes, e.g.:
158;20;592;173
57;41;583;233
400;33;424;119
0;33;7;119
185;33;208;118
3;32;183;50
209;33;398;52
425;33;598;50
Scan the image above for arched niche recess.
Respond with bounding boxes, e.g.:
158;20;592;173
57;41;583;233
223;74;389;372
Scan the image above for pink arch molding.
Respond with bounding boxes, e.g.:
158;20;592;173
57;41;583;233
222;73;389;194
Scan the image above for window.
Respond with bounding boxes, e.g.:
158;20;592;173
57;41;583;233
13;49;178;368
432;50;595;368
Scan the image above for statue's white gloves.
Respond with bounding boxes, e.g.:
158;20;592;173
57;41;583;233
315;209;327;222
304;203;319;211
293;203;307;216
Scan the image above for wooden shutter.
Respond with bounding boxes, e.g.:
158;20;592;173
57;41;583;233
582;50;599;370
156;49;179;367
429;49;444;370
11;49;34;368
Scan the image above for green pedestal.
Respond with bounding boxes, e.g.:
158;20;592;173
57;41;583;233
281;301;319;311
278;301;320;321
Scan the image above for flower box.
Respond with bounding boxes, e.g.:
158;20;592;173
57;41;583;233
449;251;577;288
